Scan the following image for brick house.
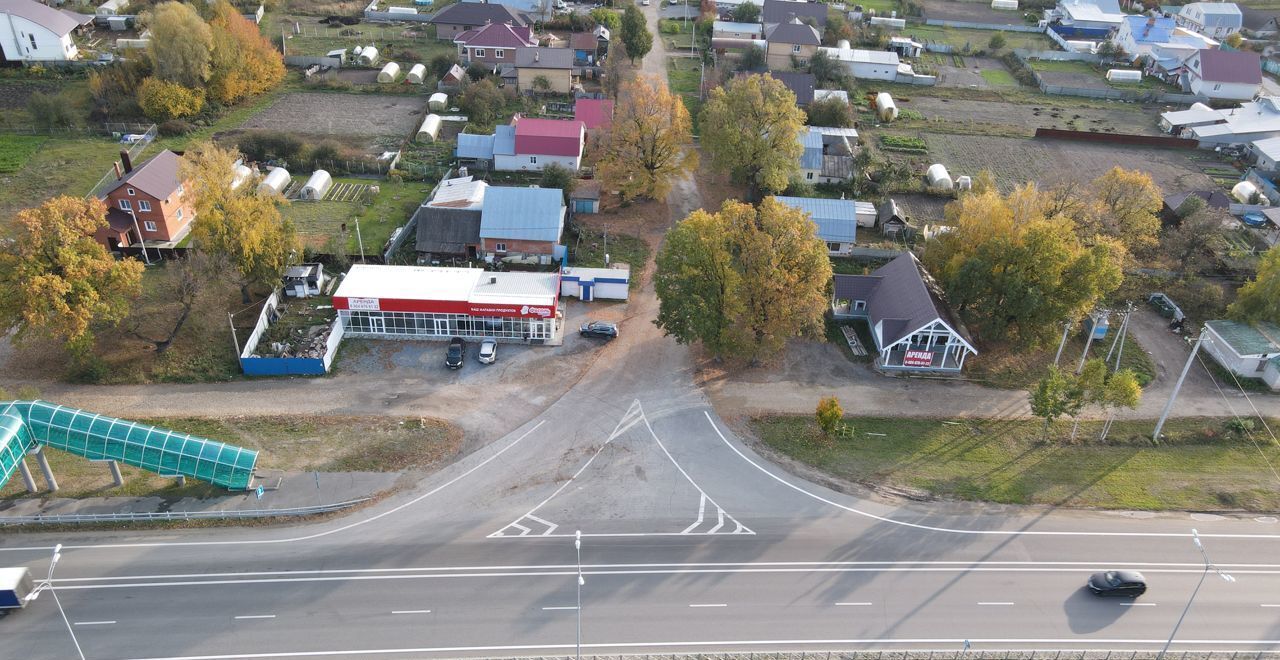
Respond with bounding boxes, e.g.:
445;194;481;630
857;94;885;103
454;21;536;65
479;185;565;263
429;2;527;42
95;150;195;251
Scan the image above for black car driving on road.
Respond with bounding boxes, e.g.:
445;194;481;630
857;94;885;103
1088;570;1147;597
445;337;466;369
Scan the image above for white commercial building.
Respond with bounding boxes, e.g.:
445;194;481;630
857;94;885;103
334;265;562;344
818;44;901;81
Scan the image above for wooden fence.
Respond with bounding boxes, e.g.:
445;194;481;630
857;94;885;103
1034;128;1200;149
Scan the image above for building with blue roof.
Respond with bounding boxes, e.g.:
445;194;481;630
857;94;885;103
1114;15;1216;61
774;196;875;255
479;186;566;264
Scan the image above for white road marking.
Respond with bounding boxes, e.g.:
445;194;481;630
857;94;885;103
234;615;277;620
835;602;873;606
541;606;579;610
73;621;116;626
1262;604;1280;607
390;610;431;615
688;603;727;608
681;494;707;534
2;420;548;553
117;638;1280;660
641;403;753;535
977;602;1015;606
525;515;558;536
50;563;1280;592
1119;602;1157;607
703;412;1280;539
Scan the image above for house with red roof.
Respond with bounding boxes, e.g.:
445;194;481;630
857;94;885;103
453;21;536;66
574;98;614;131
1184;48;1261;101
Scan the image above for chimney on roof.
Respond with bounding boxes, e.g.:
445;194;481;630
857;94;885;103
120;149;133;174
490;276;498;284
113;161;122;180
535;50;540;62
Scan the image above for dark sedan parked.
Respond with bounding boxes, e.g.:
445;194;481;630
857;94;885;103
445;337;466;370
579;321;619;340
1088;570;1147;597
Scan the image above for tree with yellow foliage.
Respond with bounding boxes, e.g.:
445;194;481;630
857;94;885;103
927;184;1126;346
207;0;285;105
0;196;144;353
144;1;212;88
182;142;299;303
138;77;205;120
598;74;697;202
1085;166;1163;253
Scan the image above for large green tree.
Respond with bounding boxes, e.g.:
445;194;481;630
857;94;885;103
654;198;832;363
0;196;144;353
926;185;1126;346
144;1;213;89
620;3;653;64
700;74;805;200
182;142;299;302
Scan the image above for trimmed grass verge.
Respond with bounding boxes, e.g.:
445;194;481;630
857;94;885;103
752;415;1280;511
0;134;45;172
1;415;462;500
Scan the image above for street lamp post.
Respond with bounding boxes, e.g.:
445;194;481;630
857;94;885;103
575;529;584;660
1156;529;1235;660
26;544;86;660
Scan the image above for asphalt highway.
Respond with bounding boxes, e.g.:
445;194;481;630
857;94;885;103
4;235;1280;659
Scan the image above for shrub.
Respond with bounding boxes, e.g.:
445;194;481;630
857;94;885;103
429;53;460;78
137;77;205;121
238;130;303;163
815;396;844;438
988;33;1007;50
27;91;78;130
307;140;342;164
459;79;507;128
158;119;195;136
590;7;621;31
465;63;489;82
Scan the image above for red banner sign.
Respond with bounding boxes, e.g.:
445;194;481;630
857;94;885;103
903;350;934;367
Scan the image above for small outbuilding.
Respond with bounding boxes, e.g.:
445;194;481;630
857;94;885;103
377;62;401;83
300;170;333;200
991;0;1018;9
570;180;601;215
428;92;449;111
416;114;443;142
406;63;427;84
357;45;380;66
1203;319;1280;390
561;266;629;301
283;263;326;298
258;167;291;196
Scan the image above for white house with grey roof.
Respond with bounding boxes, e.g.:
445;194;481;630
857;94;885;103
832;253;976;372
0;0;90;62
774;196;874;255
1176;2;1242;39
1202;319;1280;389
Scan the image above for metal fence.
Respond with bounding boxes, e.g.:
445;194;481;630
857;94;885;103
0;121;154;137
923;18;1045;32
0;498;371;525
284;54;343;68
86;123;159;198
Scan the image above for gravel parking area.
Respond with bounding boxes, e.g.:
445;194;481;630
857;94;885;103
920;133;1216;191
240;92;426;137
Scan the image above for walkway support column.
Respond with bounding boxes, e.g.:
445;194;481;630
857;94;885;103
34;447;58;492
18;457;38;494
107;460;124;488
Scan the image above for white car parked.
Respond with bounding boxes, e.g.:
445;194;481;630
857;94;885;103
478;337;498;364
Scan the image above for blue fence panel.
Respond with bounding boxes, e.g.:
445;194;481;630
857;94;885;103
239;357;328;377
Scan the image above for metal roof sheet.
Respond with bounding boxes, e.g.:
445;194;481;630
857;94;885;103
0;0;86;36
774;195;859;242
493;124;517;156
334;265;558;306
430;1;526;26
479;186;565;242
457;133;496;160
1205;319;1280;356
98;150;183;201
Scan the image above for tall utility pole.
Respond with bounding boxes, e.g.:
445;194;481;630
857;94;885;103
1076;310;1105;374
1053;319;1072;366
1154;331;1204;442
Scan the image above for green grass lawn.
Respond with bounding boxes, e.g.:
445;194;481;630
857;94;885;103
753;415;1280;511
568;226;650;288
281;177;433;254
0;134;46;173
1;416;462;500
667;57;703;134
1029;59;1174;91
979;68;1018;86
0;136;126;221
901;25;1053;52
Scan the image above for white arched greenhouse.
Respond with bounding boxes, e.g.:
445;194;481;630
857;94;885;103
231;163;253;190
428;92;449;111
926;164;953;190
406;63;427;84
300;170;333;200
378;62;401;83
258;167;291;196
357;45;379;66
875;92;898;122
416;114;442;142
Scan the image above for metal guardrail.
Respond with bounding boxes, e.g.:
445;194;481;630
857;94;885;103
498;652;1280;660
0;497;371;525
